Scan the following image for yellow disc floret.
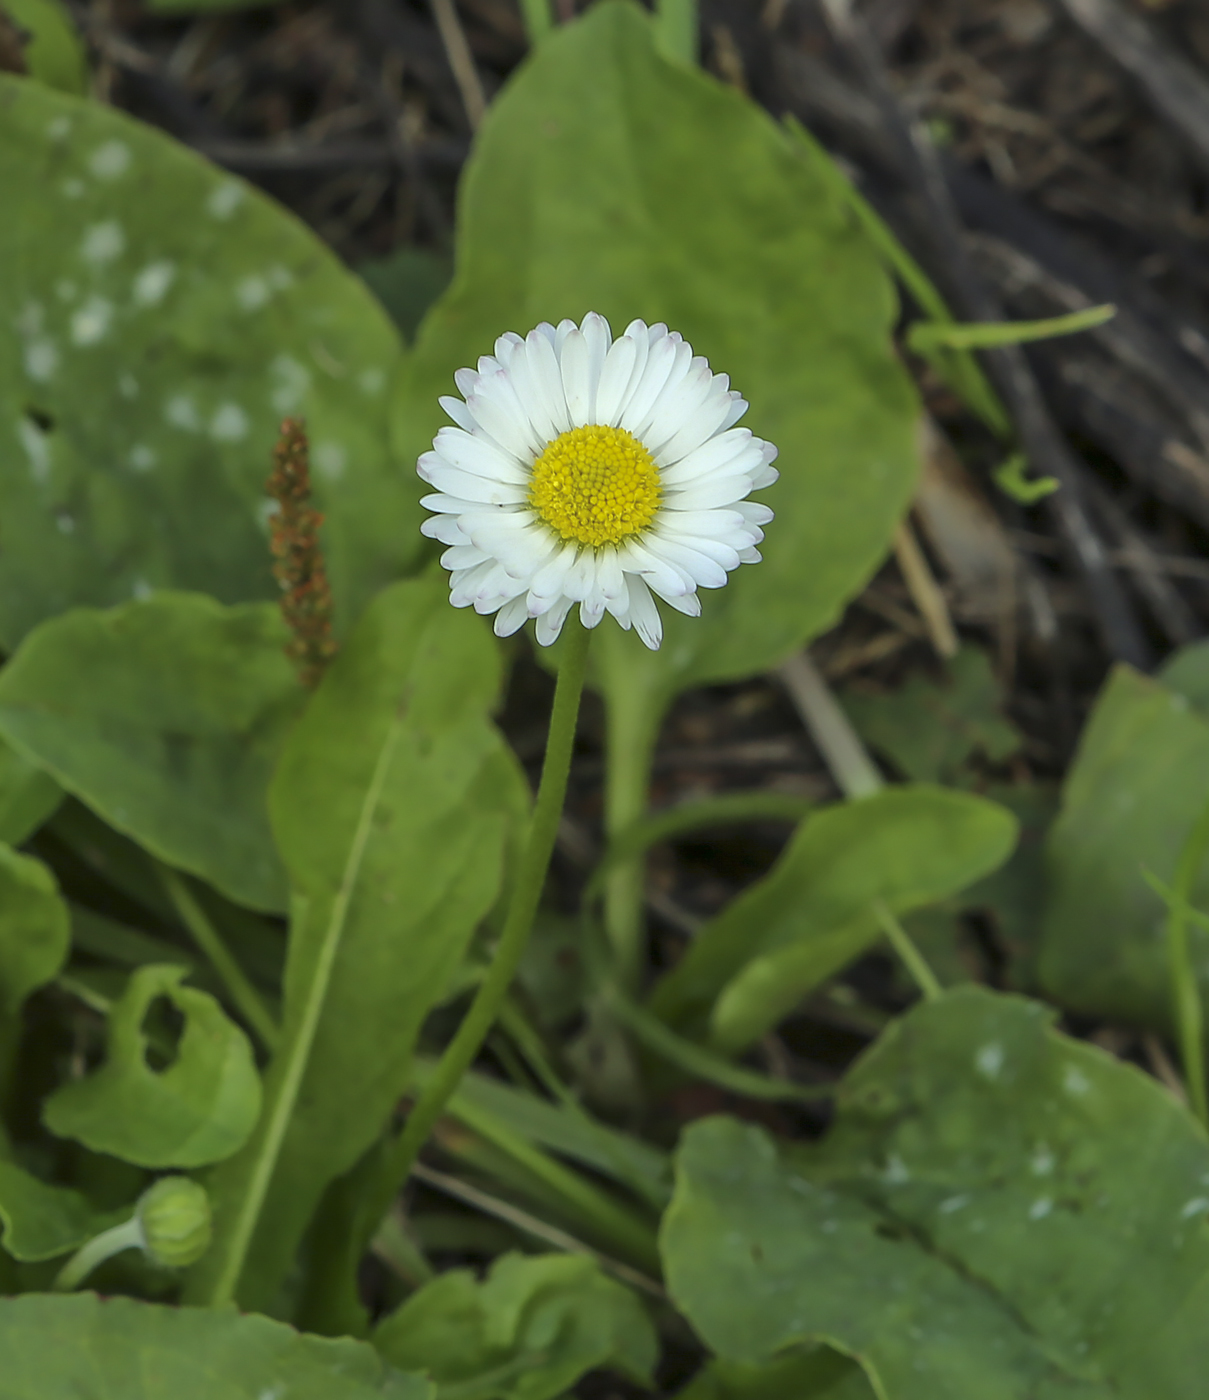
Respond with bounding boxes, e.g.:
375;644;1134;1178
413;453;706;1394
529;425;661;548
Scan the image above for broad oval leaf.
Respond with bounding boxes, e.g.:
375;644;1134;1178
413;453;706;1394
0;592;302;912
395;0;918;708
0;74;416;648
43;963;261;1167
374;1252;657;1400
663;987;1209;1400
0;1292;430;1400
192;576;527;1311
649;785;1018;1044
1040;663;1209;1029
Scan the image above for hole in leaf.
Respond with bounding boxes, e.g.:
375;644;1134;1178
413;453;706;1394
141;994;185;1072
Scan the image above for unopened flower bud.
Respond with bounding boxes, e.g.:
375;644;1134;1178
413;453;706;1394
136;1176;212;1269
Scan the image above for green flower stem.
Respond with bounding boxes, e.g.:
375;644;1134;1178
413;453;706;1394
363;621;592;1232
602;666;664;990
52;1216;143;1292
872;900;943;1002
157;864;280;1053
1167;797;1209;1128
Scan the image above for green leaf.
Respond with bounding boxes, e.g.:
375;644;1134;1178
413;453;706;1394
677;1351;877;1400
0;75;414;649
374;1252;657;1400
2;0;87;95
193;576;525;1311
843;647;1022;784
397;0;918;710
0;1160;123;1261
359;249;454;345
0;736;61;844
648;786;1018;1048
0;593;302;913
0;845;70;1019
0;1292;430;1400
43;963;261;1167
663;987;1209;1399
1040;663;1209;1029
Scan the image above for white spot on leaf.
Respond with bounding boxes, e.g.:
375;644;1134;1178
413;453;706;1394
236;275;269;311
46;115;71;141
1062;1064;1091;1097
207;180;244;220
17;419;51;483
1180;1197;1209;1220
882;1154;910;1185
60;178;85;199
129;445;156;472
939;1195;969;1214
55;512;75;535
210;403;249;442
165;394;200;432
133;261;176;307
314;441;346;481
71;297;114;346
1029;1197;1053;1220
975;1043;1004;1080
89;140;132;180
269;353;311;413
119;374;139;400
359;367;385;395
132;578;154;600
81;220;125;265
1030;1144;1055;1176
25;340;58;383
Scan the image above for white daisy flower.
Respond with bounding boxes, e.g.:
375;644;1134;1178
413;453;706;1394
418;312;778;650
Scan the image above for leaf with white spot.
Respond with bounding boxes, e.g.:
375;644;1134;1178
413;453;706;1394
663;987;1209;1399
0;75;414;649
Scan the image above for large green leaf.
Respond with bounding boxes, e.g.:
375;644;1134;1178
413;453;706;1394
397;0;918;711
43;963;261;1167
192;576;525;1311
0;1160;122;1261
663;987;1209;1399
0;1293;430;1400
0;75;415;648
374;1252;657;1400
0;593;301;912
1040;662;1209;1028
649;786;1018;1047
0;845;69;1019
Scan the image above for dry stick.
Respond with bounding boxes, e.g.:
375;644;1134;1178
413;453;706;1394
892;517;959;659
818;0;1153;670
429;0;487;131
778;652;883;800
1058;0;1209;179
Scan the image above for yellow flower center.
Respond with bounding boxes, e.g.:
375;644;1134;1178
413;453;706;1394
529;425;661;548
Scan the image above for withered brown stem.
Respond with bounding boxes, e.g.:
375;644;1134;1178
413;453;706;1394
266;418;338;688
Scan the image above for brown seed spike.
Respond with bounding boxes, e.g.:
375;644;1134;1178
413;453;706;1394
266;418;338;688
